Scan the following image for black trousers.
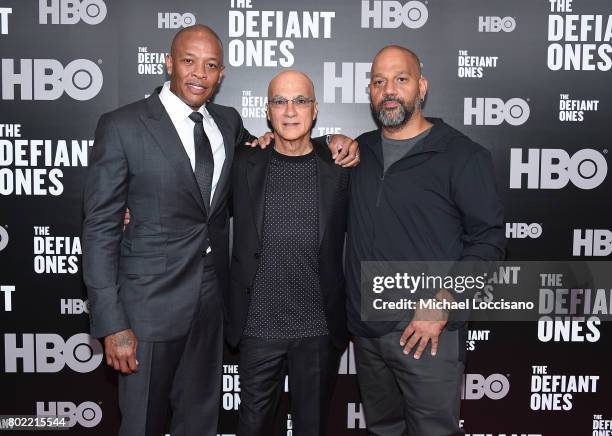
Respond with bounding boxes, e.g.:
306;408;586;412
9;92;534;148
117;265;223;436
353;324;464;436
237;335;342;436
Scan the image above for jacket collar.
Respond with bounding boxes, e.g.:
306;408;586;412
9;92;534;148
142;88;208;216
364;117;455;168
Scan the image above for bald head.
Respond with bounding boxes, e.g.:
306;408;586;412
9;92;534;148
268;70;315;100
170;24;224;65
373;45;422;77
266;70;318;146
368;45;428;131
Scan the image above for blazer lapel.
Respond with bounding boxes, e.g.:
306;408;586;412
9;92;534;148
206;104;234;215
246;147;272;240
140;91;207;215
314;144;338;247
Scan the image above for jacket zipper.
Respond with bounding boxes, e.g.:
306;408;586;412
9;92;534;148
374;148;434;208
375;171;386;207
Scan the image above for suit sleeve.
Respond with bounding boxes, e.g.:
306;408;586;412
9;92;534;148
234;109;257;146
82;113;130;338
311;136;327;147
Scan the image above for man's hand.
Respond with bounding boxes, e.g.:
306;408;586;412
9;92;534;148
246;132;275;148
328;134;360;167
399;303;448;359
104;329;139;374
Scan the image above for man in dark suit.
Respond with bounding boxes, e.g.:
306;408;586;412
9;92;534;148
227;70;349;436
83;25;359;436
82;25;246;435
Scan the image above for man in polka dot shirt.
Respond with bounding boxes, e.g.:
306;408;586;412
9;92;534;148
227;70;350;436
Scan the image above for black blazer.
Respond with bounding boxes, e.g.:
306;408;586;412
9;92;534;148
82;88;253;341
226;142;350;350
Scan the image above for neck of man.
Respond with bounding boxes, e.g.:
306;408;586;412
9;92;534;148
273;134;314;156
382;112;433;141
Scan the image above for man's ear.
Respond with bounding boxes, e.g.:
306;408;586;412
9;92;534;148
217;65;225;85
165;54;173;77
313;102;318;121
418;76;428;101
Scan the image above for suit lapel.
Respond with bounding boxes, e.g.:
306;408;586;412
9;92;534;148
246;147;272;240
315;145;338;247
206;104;234;215
140;91;207;216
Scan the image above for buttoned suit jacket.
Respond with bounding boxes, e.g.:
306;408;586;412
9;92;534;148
83;88;253;341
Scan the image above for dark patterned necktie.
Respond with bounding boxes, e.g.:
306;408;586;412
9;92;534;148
189;111;214;212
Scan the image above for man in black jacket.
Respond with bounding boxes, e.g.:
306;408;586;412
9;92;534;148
227;70;349;436
84;25;358;436
346;46;506;435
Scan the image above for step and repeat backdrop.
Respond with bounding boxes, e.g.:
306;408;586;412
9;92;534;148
1;0;611;435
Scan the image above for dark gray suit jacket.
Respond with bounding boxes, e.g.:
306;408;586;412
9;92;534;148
82;89;253;341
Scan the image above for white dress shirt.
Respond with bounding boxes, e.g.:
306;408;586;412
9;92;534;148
158;81;225;206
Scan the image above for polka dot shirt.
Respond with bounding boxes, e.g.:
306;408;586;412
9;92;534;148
243;149;329;339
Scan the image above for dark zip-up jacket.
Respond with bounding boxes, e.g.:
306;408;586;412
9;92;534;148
346;118;506;337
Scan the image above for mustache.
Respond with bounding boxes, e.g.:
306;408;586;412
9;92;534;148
381;96;405;105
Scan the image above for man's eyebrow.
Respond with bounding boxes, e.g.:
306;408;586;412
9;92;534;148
181;51;220;61
270;94;312;99
371;71;416;78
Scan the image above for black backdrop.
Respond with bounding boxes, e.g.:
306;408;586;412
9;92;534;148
1;1;611;435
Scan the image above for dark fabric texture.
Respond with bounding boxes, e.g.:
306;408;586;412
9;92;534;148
243;150;328;339
117;267;224;436
189;111;215;212
345;118;506;337
83;87;255;341
353;324;465;436
237;335;341;436
226;142;350;350
381;127;430;172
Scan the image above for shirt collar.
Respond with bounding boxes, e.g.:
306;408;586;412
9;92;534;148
159;81;212;124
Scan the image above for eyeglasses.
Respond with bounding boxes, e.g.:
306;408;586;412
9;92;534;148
268;97;315;108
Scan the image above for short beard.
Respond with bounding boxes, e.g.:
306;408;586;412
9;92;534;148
374;96;420;128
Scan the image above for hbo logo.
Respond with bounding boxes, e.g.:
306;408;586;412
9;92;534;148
37;401;102;428
464;97;530;126
1;58;103;101
462;373;510;400
506;223;542;239
60;298;89;315
510;148;607;190
158;12;195;29
478;16;516;33
0;226;8;251
39;0;107;25
4;333;103;373
573;229;612;256
361;1;428;29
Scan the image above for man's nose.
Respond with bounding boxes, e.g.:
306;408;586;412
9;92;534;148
284;101;297;116
192;62;207;79
383;79;397;96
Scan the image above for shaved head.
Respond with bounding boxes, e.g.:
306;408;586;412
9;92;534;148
166;24;225;109
266;70;317;146
268;70;315;99
373;45;422;77
368;45;428;132
170;24;224;65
